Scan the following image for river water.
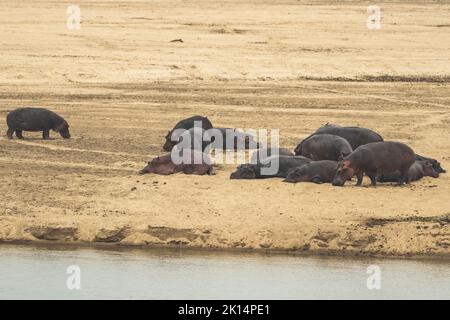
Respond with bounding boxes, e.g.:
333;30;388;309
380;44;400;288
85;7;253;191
0;244;448;299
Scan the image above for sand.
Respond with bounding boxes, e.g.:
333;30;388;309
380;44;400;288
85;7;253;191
0;0;449;258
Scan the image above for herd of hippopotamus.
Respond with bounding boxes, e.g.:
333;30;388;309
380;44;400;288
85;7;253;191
4;108;446;187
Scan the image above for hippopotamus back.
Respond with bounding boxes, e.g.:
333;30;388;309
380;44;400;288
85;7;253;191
294;133;353;161
163;115;213;151
284;160;339;184
314;124;383;150
251;147;294;164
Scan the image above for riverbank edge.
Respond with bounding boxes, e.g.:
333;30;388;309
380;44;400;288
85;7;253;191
1;239;449;261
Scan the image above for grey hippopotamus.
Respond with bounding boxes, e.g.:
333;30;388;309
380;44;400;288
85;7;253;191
171;127;211;152
378;160;439;183
294;133;352;161
139;150;214;175
415;154;446;174
283;160;339;184
230;155;311;179
332;141;415;187
208;128;259;150
251;147;294;164
6;107;71;140
163;115;213;151
313;123;383;150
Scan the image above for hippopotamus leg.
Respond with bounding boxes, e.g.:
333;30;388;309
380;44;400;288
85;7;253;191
15;130;24;139
356;172;364;186
42;129;52;140
397;168;411;185
7;128;14;139
367;172;377;186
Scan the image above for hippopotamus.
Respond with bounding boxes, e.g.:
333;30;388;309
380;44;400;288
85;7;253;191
313;124;383;150
230;155;311;179
6;107;71;140
294;134;353;161
251;147;294;164
283;160;339;184
332;141;415;187
415;154;446;173
163;115;213;151
139;150;214;175
171;127;211;152
208;128;259;150
378;160;439;183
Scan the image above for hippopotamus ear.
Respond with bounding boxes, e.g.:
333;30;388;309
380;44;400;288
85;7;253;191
342;159;350;169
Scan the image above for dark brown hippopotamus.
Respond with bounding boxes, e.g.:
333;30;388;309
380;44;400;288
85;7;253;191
378;160;439;183
283;160;339;184
139;150;214;176
313;123;383;150
230;155;311;179
163;115;213;151
251;147;294;164
6;107;71;140
332;141;415;187
294;134;352;161
415;154;446;174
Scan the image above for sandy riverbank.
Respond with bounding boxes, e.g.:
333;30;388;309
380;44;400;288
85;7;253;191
0;0;449;257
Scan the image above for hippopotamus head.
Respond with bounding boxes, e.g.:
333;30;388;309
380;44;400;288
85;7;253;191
54;121;71;139
139;162;155;175
139;154;173;175
230;164;258;179
422;161;440;178
163;131;176;151
283;167;306;183
332;159;354;187
429;159;446;174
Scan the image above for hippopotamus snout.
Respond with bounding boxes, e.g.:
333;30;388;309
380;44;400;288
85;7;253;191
59;128;71;139
331;179;345;187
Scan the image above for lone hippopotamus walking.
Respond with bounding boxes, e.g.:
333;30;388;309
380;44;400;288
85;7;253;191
332;141;415;187
313;124;383;150
163;115;213;151
378;160;439;183
230;155;311;179
284;160;339;184
139;150;214;176
6;107;71;140
294;133;352;161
